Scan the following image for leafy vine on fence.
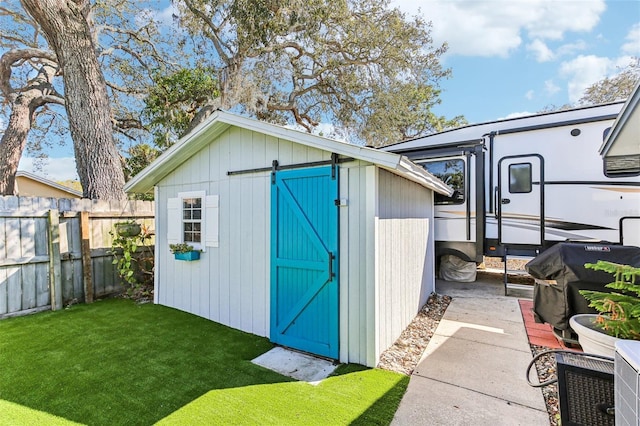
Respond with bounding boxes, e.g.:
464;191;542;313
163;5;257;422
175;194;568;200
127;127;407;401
109;221;154;301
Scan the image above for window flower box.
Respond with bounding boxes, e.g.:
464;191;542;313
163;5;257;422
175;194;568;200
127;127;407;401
174;251;200;261
170;243;200;261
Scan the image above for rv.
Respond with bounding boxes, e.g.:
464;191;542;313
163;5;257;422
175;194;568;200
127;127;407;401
383;102;640;272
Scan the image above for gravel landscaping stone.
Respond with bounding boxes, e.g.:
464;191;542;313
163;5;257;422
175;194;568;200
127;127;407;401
377;293;451;375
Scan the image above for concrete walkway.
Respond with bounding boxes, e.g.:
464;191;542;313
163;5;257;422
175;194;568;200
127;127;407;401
392;276;549;425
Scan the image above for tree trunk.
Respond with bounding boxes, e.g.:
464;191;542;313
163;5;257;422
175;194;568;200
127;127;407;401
0;95;32;195
20;0;126;200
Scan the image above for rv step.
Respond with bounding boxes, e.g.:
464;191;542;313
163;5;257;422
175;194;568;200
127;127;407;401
505;282;534;292
504;255;536;261
483;267;531;276
502;253;536;295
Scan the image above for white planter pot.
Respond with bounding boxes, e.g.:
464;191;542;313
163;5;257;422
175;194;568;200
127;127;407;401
570;314;619;358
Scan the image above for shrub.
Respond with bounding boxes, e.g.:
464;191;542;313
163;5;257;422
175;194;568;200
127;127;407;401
580;261;640;340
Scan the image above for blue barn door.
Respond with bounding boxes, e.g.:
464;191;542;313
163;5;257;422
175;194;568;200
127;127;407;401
270;166;339;359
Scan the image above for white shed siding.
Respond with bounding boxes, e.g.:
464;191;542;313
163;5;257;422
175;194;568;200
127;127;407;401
337;162;377;366
374;169;435;363
155;126;330;338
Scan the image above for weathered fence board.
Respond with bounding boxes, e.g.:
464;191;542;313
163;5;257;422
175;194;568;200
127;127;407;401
0;196;155;319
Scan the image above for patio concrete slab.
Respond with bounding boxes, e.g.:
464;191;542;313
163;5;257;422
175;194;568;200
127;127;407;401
392;277;547;425
392;375;548;426
415;336;544;409
443;296;525;324
251;347;337;384
425;316;530;353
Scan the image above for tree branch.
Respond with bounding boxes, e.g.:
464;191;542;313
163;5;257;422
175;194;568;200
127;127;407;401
181;0;234;65
0;47;58;97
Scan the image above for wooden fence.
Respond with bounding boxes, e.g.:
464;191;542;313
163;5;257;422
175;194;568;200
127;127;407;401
0;196;155;319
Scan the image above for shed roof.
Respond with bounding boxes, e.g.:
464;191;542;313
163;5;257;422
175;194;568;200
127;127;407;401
124;110;453;196
599;80;640;157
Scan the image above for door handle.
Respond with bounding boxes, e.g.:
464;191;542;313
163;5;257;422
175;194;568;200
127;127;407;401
328;252;335;281
501;198;511;205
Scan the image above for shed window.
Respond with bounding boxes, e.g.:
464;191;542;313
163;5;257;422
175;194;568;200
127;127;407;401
509;163;532;193
168;191;219;250
182;197;202;243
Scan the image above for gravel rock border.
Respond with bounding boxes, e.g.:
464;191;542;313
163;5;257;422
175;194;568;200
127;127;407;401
530;345;560;425
377;293;452;375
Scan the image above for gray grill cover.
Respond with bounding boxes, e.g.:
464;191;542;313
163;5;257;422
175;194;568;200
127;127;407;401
526;242;640;331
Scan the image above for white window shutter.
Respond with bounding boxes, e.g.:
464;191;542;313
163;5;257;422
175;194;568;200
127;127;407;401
205;195;219;247
167;197;181;244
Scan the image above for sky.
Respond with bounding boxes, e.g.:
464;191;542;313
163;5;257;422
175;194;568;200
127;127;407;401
16;0;640;181
393;0;640;122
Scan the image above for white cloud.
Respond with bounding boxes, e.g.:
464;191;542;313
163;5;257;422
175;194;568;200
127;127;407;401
559;54;635;102
528;39;588;63
559;54;614;102
523;1;604;40
156;4;179;27
391;0;605;58
503;111;536;119
621;23;640;55
140;4;179;28
556;40;587;57
18;157;79;182
544;79;561;95
527;39;555;62
525;90;535;100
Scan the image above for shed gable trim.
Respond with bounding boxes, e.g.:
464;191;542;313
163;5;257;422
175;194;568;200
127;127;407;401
124;110;451;196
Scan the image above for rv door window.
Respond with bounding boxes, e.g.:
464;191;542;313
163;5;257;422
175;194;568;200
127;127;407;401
421;159;465;205
509;163;532;193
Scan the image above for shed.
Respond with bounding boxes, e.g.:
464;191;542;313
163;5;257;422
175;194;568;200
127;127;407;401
125;111;452;367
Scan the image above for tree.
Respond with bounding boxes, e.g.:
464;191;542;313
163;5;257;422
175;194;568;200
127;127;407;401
0;5;65;194
172;0;464;147
579;57;639;106
143;67;219;148
1;1;176;197
20;0;126;200
0;24;64;194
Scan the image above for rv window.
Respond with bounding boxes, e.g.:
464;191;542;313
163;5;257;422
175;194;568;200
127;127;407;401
509;163;532;193
421;159;465;205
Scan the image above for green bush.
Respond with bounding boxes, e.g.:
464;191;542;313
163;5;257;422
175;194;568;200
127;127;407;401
580;261;640;340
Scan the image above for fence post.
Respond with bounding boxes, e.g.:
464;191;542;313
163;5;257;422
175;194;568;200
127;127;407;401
48;209;62;310
80;211;94;303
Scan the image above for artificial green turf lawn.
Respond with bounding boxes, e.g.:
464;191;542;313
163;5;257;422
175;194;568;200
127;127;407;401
0;299;409;425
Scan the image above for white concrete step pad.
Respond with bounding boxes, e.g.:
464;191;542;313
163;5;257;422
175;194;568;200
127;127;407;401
252;347;337;384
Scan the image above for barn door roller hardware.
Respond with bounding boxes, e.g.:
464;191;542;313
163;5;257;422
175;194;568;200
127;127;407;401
227;153;354;180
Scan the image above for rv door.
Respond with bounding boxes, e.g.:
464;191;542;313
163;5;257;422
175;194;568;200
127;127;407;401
498;155;544;246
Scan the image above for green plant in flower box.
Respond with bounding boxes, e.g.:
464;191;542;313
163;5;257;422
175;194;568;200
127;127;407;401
580;261;640;340
169;243;196;254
